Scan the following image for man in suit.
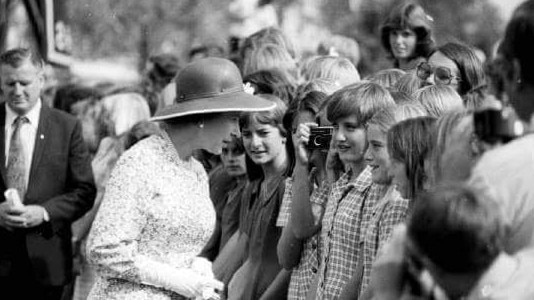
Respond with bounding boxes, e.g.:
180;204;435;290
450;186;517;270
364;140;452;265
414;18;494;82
0;48;96;299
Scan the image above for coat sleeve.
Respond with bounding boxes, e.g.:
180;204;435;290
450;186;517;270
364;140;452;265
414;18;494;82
41;120;96;222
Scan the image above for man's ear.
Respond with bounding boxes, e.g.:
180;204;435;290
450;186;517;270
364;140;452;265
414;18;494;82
37;70;45;90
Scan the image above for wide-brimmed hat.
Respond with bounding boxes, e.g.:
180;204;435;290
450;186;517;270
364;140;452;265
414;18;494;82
151;57;275;121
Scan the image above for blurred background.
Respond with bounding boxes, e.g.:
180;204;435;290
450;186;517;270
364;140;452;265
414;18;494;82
0;0;525;88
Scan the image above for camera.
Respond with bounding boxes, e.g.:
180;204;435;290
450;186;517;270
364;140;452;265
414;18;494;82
307;126;334;150
474;106;524;145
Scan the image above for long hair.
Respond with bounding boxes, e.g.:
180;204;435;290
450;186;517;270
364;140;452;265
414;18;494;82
500;0;534;86
240;94;293;180
388;116;436;200
380;1;435;64
436;43;488;109
428;109;474;185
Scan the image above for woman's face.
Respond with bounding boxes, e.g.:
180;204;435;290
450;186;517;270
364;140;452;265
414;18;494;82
426;51;462;93
438;116;477;182
202;113;240;155
242;118;287;167
221;141;247;177
332;115;367;167
390;157;409;198
365;124;393;185
389;28;417;60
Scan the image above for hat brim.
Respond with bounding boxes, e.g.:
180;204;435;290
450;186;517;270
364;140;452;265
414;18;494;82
150;91;276;122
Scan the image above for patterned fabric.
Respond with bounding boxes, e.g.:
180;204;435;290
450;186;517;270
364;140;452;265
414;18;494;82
6;116;29;199
276;177;293;227
287;183;330;300
315;166;379;300
86;133;215;300
359;186;409;297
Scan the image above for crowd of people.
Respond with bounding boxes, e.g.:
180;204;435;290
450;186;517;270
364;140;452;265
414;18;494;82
1;0;534;300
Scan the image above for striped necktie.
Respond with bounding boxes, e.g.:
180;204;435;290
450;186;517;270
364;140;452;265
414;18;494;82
6;116;29;201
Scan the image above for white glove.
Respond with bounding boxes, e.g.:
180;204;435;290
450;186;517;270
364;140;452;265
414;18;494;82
166;268;223;299
191;256;214;278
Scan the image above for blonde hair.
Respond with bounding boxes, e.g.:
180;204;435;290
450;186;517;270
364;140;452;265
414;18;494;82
415;85;464;118
242;44;298;79
366;68;406;89
101;93;151;136
301;55;360;87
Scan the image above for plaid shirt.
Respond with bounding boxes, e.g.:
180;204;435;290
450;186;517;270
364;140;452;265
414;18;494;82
359;186;409;297
315;166;378;300
287;182;331;300
276;177;293;227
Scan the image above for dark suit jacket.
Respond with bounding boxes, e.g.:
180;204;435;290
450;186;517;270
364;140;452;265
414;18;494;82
0;104;96;286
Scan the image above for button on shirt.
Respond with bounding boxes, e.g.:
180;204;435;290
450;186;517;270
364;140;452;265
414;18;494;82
316;166;379;300
4;100;41;190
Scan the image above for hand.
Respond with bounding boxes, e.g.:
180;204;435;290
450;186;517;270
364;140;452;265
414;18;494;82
11;205;46;229
191;256;214;278
325;139;343;183
0;202;25;230
294;122;317;165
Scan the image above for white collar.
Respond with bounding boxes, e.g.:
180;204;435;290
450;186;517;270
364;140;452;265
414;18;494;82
5;99;42;127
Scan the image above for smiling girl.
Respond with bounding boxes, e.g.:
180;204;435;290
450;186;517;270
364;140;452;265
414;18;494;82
222;94;293;299
349;104;427;299
380;2;435;72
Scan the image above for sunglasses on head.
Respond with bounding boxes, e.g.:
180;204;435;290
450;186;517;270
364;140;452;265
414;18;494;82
416;62;461;85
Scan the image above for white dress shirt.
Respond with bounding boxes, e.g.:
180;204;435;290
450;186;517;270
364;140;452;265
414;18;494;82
4;99;42;190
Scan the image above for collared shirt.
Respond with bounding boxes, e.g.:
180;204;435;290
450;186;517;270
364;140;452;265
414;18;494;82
276;177;293;227
4;99;42;189
316;166;379;300
360;185;409;297
469;134;534;254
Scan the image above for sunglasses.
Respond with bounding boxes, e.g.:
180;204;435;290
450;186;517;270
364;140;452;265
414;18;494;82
416;62;461;85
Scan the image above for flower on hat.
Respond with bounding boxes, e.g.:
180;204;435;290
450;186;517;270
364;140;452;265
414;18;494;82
243;82;255;95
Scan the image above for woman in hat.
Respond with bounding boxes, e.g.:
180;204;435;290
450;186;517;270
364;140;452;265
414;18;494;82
380;1;435;72
86;57;274;300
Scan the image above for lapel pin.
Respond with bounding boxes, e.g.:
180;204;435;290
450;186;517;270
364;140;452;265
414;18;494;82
40;134;44;139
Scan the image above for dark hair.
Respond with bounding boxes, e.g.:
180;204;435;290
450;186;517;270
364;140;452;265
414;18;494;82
380;2;435;65
326;82;395;126
435;43;488;109
388;116;436;200
284;91;328;132
188;43;226;60
53;84;103;114
408;184;504;273
500;0;534;85
243;68;297;105
123;120;162;150
0;47;44;69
